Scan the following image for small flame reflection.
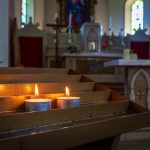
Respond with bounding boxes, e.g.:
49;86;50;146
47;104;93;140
65;86;70;97
35;84;39;98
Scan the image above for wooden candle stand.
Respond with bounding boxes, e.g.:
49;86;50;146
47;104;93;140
0;67;150;150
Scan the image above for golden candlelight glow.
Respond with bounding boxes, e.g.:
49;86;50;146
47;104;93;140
35;84;39;98
0;85;4;90
65;86;70;97
25;86;32;93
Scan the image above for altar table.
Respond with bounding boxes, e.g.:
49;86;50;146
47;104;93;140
104;59;150;109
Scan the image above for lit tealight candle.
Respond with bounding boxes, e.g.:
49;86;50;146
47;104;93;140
25;84;52;112
57;86;80;109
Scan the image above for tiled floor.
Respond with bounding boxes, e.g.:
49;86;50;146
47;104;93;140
117;128;150;150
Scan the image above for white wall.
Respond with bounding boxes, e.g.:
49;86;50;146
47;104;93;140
34;0;45;29
108;0;125;36
95;0;108;34
0;0;9;66
44;0;59;28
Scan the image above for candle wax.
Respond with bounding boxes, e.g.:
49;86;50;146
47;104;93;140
57;96;80;109
25;99;51;112
25;99;50;102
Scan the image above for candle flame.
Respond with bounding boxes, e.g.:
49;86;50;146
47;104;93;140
35;84;39;98
65;86;70;97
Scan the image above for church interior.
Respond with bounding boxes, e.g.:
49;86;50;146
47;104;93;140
0;0;150;149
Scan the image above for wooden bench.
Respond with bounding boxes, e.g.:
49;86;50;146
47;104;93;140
84;74;124;95
0;67;69;74
0;74;83;84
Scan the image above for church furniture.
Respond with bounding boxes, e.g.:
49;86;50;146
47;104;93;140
0;67;150;150
45;22;126;71
63;51;122;74
45;52;60;68
16;17;47;67
84;74;124;95
129;28;150;59
0;67;68;74
45;31;81;68
0;100;149;150
45;32;125;69
80;23;101;52
46;16;66;68
104;59;150;109
0;74;82;84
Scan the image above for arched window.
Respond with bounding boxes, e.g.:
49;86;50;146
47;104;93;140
131;0;143;34
125;0;144;35
21;0;34;27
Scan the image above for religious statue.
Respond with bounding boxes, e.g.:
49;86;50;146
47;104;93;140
66;0;90;29
57;0;97;32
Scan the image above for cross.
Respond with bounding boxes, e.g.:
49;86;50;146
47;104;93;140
136;89;145;101
47;17;66;67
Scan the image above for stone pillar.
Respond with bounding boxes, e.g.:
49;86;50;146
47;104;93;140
0;0;15;66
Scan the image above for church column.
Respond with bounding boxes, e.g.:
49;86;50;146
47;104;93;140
0;0;9;66
0;0;15;67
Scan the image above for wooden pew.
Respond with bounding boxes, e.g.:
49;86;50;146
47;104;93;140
0;67;68;74
84;74;124;95
0;74;82;84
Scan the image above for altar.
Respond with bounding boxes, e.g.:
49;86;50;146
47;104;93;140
45;21;125;75
62;52;122;74
104;59;150;109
